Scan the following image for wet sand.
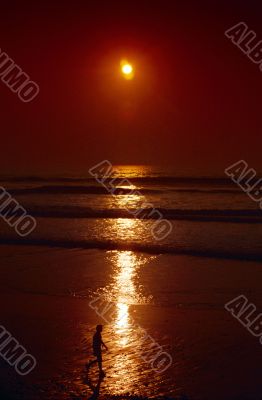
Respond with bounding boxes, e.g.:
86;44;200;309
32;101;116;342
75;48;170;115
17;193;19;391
1;246;262;399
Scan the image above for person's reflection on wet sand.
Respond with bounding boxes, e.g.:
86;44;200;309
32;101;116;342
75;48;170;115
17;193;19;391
84;363;103;400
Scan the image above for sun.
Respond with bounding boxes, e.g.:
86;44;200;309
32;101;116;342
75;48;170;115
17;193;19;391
120;60;134;80
122;64;133;75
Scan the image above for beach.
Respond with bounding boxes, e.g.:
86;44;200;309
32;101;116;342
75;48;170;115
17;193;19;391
1;242;262;399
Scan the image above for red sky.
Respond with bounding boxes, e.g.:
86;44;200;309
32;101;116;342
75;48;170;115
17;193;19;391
0;0;262;176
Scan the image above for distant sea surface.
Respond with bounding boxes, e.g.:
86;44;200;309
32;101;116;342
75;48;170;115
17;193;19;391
0;165;262;261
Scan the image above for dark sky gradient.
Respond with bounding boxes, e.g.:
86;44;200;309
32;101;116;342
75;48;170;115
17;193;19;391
1;0;262;176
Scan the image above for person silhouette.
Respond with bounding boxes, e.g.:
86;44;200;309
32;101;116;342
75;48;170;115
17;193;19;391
86;325;108;378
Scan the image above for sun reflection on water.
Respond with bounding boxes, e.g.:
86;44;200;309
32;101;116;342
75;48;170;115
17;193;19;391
115;251;137;301
83;165;172;395
99;245;156;394
112;250;138;347
116;302;129;329
102;249;146;391
114;192;142;210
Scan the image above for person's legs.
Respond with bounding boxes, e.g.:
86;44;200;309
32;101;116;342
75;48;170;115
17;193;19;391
97;353;103;373
88;359;97;367
87;352;105;377
86;355;98;370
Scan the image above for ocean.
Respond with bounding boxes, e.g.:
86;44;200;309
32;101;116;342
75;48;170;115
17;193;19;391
1;166;262;399
0;165;261;261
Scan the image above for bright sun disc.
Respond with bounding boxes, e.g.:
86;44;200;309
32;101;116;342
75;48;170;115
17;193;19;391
120;60;134;79
122;64;133;74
